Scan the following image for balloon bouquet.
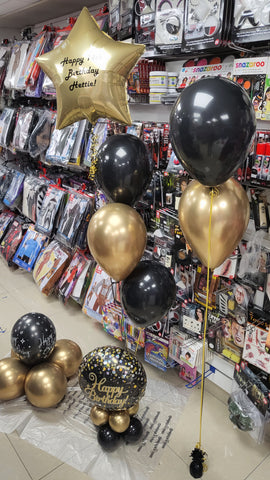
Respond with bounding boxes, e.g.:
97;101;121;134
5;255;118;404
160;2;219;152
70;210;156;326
170;76;256;478
0;313;82;408
36;6;178;451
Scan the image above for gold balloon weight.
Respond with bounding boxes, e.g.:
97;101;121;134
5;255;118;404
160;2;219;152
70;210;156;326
36;7;145;129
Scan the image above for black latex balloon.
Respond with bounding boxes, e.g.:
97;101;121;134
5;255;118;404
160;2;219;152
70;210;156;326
97;424;121;452
122;417;143;444
96;133;153;205
11;313;56;366
121;260;176;327
170;77;256;186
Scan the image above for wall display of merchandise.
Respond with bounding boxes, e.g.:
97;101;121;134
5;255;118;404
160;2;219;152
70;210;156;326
0;3;270;454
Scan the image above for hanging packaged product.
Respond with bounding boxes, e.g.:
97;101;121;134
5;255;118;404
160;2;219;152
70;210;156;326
232;0;270;44
57;250;90;305
33;239;71;296
35;185;66;237
182;0;230;51
0;108;16;148
232;57;269;120
12;225;48;272
154;0;184;55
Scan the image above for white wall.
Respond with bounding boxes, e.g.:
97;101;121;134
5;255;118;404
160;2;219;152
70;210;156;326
0;27;21;42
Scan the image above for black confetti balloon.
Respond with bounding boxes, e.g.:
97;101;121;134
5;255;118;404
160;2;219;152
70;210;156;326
79;346;147;411
11;313;56;366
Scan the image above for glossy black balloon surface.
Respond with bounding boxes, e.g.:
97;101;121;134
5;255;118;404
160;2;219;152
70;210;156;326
97;424;121;451
170;77;256;186
121;260;176;327
11;313;56;366
96;133;153;205
122;417;143;443
190;460;203;478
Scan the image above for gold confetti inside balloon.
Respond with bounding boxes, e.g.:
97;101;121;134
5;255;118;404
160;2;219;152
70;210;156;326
79;346;147;411
0;358;29;401
90;405;109;426
109;410;130;433
36;7;145;129
25;362;67;408
48;339;83;378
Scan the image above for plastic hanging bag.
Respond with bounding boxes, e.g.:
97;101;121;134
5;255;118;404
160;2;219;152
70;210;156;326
35;185;66;237
3;170;25;209
12;225;48;272
22;175;49;222
28;109;54;158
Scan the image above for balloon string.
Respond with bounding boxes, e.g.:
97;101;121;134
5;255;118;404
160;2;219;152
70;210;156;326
197;188;214;450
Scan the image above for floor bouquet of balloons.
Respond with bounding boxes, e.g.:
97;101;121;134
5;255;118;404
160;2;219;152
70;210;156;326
79;345;147;451
0;312;82;408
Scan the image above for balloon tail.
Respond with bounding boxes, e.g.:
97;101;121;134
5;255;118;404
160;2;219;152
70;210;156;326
190;188;214;476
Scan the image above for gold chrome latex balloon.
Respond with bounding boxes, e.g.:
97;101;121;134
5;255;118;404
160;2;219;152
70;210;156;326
36;7;145;129
48;339;83;378
0;358;29;401
87;203;147;281
25;362;67;408
128;402;139;416
178;178;250;270
90;405;109;426
109;411;130;433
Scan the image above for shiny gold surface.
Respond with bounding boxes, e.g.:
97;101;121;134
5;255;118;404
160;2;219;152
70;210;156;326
178;178;250;269
25;363;67;408
36;7;145;129
87;203;147;281
109;410;130;433
48;339;83;378
127;402;139;416
90;405;109;426
0;358;29;401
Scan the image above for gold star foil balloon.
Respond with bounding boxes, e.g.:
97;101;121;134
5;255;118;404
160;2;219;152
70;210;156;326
36;7;145;129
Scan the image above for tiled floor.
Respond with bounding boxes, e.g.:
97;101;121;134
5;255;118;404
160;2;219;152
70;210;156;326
0;260;269;480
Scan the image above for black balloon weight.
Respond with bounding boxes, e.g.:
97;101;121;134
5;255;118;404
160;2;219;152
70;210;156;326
122;417;143;444
189;460;203;479
97;424;121;452
11;312;56;366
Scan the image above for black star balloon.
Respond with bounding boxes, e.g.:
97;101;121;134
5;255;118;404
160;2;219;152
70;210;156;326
79;346;147;411
11;313;56;366
36;8;145;129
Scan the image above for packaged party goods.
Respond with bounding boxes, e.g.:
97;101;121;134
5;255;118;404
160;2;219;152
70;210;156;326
232;0;270;44
22;175;49;223
45;121;80;166
182;0;228;51
234;362;270;416
118;0;135;40
180;302;205;337
0;211;15;241
134;0;156;49
243;314;270;374
232;57;269;120
57;250;89;305
194;265;220;309
0;108;16;148
123;315;145;351
33;240;71;296
71;257;95;305
108;0;121;39
213;314;246;363
28;110;54;158
179;361;197;383
155;0;184;55
176;59;234;93
169;325;188;363
83;119;108;168
102;302;124;341
12;225;47;272
82;264;115;322
144;330;169;371
0;216;29;267
12;107;39;152
35;185;66;237
4;41;29;90
56;191;92;248
3;171;25;210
